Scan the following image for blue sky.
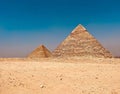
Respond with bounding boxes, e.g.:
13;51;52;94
0;0;120;57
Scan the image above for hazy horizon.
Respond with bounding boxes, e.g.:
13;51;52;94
0;0;120;57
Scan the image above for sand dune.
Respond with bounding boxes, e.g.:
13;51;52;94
0;58;120;94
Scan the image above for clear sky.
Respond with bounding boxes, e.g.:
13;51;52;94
0;0;120;57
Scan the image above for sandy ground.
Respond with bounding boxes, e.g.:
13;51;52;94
0;57;120;94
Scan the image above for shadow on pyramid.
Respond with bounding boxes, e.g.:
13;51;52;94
53;24;113;58
28;45;52;58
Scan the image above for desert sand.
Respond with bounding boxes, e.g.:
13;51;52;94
0;57;120;94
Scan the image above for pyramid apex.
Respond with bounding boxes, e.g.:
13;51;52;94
39;45;47;49
71;24;86;33
77;24;86;30
40;45;45;47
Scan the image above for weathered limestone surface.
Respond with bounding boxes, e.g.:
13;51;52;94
53;24;113;58
28;45;52;58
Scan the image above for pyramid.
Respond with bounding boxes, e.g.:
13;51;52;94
52;24;113;58
28;45;52;58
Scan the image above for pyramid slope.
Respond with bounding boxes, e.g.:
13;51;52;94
53;24;113;58
28;45;52;58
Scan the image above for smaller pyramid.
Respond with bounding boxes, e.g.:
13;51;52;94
28;45;52;58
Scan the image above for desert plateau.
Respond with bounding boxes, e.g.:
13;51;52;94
0;57;120;94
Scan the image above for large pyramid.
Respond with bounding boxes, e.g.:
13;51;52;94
28;45;52;58
53;24;113;58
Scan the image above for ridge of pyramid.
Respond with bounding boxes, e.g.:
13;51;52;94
28;45;52;58
52;24;113;58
